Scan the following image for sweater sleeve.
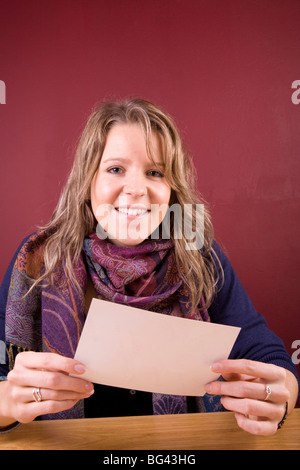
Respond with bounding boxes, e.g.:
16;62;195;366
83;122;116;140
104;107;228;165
209;241;300;389
0;236;32;377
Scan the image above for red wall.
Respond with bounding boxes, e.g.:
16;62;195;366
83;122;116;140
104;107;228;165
1;0;300;396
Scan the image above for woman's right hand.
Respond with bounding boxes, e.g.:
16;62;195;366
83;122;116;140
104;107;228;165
1;351;94;424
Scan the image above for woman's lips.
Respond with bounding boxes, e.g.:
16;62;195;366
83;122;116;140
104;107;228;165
115;206;150;217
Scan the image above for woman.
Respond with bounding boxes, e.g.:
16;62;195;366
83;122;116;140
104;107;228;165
0;99;298;435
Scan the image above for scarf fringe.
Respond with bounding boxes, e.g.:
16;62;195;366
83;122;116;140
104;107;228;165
5;342;40;371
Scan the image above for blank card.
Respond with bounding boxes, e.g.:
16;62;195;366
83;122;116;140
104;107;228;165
73;298;240;396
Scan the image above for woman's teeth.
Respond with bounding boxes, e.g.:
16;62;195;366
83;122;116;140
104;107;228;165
117;207;148;216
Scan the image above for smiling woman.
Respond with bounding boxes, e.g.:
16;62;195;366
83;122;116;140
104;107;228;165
35;99;218;316
0;98;299;436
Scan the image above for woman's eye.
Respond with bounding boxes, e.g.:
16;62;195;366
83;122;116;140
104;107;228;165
108;167;123;174
148;170;164;177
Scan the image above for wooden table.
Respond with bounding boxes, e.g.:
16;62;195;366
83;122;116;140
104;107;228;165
1;408;299;450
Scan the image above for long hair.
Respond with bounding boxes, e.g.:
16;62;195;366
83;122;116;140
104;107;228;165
36;98;222;313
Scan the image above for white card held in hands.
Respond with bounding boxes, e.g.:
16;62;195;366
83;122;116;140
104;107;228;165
73;298;240;396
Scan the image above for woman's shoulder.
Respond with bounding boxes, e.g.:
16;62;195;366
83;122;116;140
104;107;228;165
211;239;229;262
3;230;49;284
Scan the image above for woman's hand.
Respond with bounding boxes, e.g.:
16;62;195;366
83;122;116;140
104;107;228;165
205;359;292;436
2;351;94;424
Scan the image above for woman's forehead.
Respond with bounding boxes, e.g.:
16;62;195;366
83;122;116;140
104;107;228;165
101;122;165;163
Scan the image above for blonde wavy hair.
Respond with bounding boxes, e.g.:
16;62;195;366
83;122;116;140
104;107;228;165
38;98;222;313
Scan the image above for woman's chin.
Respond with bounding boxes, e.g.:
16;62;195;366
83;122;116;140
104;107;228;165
107;236;147;247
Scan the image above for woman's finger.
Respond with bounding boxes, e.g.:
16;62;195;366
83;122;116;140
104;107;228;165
13;399;80;424
18;385;94;403
205;379;289;403
220;396;286;422
234;412;279;436
7;368;94;394
211;359;287;383
13;351;86;375
7;351;94;395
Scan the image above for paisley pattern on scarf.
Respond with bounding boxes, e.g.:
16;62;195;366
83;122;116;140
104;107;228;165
4;230;223;420
153;394;187;414
83;233;210;323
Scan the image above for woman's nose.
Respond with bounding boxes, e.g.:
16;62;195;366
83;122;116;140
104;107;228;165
123;173;147;197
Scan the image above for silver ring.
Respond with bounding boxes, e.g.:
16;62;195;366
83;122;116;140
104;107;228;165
33;387;42;402
264;385;271;401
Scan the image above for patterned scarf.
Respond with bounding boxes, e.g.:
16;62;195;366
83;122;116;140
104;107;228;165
5;231;210;420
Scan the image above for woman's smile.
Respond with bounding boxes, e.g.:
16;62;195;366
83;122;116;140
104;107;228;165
115;205;150;217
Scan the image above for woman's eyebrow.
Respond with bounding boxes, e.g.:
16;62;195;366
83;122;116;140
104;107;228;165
101;157;130;164
101;156;165;168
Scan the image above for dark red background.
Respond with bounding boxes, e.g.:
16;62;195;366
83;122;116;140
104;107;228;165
1;0;299;401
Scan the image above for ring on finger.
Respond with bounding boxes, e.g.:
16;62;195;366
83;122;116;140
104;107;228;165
32;387;42;402
263;385;271;401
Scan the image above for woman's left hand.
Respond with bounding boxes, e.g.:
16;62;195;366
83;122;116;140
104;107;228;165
204;359;290;435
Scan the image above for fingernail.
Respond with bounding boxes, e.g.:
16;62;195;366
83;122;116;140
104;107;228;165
85;383;93;391
211;362;222;372
73;364;86;374
205;384;212;393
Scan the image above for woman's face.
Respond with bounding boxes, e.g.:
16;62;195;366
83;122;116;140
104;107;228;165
91;123;171;246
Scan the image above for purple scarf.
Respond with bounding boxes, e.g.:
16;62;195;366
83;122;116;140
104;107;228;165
5;231;210;420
